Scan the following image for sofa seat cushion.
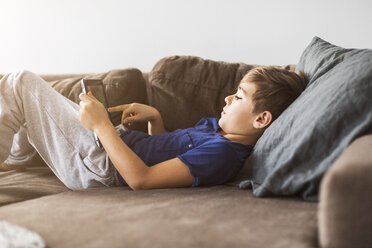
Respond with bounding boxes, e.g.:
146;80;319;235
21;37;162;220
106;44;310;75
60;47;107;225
0;186;317;248
0;167;68;207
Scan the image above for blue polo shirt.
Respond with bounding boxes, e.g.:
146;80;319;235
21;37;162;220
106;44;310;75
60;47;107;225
115;117;253;187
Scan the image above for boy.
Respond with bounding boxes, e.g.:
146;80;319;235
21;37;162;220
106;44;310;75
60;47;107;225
0;67;307;190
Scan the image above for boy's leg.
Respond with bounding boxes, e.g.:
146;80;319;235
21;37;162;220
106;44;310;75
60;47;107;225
3;124;39;168
0;71;121;189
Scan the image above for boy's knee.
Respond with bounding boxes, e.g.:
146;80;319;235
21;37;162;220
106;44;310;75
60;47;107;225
12;70;44;90
13;70;34;79
14;70;39;82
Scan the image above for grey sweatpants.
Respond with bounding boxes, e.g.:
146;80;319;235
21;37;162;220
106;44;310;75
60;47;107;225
0;71;123;189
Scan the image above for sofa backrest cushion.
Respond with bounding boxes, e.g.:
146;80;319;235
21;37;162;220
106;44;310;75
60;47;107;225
148;56;255;131
148;55;296;131
234;36;372;201
45;68;148;132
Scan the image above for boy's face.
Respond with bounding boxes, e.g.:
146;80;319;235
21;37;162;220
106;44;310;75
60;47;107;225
218;81;261;136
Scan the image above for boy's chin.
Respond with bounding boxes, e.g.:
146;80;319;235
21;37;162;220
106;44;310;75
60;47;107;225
218;118;226;128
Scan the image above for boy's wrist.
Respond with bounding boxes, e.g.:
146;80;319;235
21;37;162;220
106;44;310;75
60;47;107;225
94;119;114;135
148;109;166;135
152;111;165;126
150;109;161;122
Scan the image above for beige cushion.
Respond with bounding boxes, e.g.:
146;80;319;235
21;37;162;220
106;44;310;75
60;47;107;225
0;168;68;207
0;186;317;248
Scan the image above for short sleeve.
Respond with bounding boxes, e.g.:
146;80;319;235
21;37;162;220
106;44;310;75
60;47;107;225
177;140;244;187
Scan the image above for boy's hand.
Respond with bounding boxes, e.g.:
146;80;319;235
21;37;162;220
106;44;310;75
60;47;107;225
78;92;111;132
108;103;159;126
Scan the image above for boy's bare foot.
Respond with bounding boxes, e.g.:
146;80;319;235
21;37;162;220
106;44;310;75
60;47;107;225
0;162;26;171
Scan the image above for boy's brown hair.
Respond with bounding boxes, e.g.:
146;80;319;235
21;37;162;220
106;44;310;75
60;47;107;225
242;66;308;121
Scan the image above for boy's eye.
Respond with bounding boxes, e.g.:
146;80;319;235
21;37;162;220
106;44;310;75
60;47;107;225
234;95;242;100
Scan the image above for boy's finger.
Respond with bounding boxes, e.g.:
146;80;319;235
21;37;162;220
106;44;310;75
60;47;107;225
121;111;133;124
123;116;137;124
108;106;122;112
79;92;96;101
79;93;90;101
87;91;98;101
108;104;129;112
121;112;129;124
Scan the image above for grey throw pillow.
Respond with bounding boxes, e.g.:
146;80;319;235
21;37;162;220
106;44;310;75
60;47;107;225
233;36;372;201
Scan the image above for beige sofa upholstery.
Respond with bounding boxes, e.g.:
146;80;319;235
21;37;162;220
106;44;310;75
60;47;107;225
0;56;371;248
319;134;372;248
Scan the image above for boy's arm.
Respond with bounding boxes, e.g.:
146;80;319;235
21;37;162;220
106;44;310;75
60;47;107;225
108;103;166;135
95;120;193;190
148;109;167;135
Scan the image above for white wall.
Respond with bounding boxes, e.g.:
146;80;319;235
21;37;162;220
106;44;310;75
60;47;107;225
0;0;371;74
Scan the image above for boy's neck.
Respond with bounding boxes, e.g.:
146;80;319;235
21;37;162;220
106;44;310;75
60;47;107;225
217;128;258;146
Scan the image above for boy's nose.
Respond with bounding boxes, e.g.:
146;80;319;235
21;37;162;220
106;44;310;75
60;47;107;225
225;95;233;105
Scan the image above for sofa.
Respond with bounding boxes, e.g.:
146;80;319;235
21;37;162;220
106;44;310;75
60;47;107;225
0;37;371;248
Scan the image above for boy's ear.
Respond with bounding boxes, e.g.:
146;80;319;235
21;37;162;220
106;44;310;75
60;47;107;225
253;111;272;129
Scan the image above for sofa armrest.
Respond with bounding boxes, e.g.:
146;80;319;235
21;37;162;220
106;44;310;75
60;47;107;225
318;134;372;248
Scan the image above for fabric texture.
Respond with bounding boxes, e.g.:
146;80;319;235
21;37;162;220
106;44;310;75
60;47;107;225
4;125;40;167
0;167;68;207
0;186;318;248
233;36;372;201
319;134;372;248
0;221;45;248
116;117;253;187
